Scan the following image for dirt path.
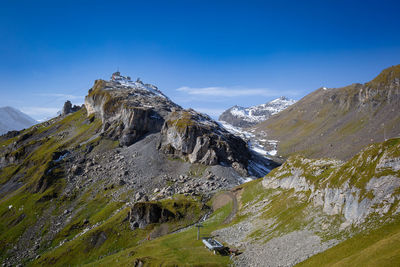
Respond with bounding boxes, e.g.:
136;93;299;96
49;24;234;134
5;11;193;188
213;191;238;224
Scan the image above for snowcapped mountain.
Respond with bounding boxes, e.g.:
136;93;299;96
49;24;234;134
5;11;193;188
219;96;296;128
0;106;37;135
110;71;168;98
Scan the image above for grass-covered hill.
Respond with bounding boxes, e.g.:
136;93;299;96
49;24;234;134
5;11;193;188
211;137;400;266
254;64;400;160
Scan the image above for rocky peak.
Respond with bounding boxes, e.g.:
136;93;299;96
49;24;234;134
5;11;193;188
84;73;252;173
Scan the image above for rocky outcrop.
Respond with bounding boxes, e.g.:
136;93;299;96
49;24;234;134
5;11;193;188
62;101;81;116
84;78;180;146
128;202;175;229
262;138;400;227
84;73;252;173
158;110;250;175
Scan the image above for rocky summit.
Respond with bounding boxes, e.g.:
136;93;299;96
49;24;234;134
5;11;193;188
84;72;251;174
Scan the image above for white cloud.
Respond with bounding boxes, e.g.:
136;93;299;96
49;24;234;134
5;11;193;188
20;107;60;120
176;86;296;97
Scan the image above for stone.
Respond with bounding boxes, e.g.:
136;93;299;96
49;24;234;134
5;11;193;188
128;202;175;229
135;192;144;201
62;100;81;116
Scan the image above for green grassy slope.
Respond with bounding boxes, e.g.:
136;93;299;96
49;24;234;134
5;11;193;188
207;138;400;266
297;218;400;267
0;109;104;262
32;195;208;266
0;106;234;266
83;201;233;266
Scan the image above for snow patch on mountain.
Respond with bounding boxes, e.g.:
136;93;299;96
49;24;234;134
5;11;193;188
110;72;167;98
219;96;296;128
218;121;278;158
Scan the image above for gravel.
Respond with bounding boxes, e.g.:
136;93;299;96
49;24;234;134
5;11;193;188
232;230;338;267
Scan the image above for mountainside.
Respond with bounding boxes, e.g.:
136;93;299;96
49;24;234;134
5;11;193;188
0;72;272;266
84;72;252;175
212;137;400;266
2;69;399;266
0;107;37;135
254;65;400;160
219;97;296;128
57;137;400;266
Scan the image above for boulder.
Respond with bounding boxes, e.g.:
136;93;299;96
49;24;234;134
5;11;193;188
62;100;81;116
128;202;175;229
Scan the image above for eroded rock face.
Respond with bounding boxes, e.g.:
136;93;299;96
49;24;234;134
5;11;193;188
128;202;175;229
158;110;250;175
62;101;81;116
84;78;179;146
262;141;400;227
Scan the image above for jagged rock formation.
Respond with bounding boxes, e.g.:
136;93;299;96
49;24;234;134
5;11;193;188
219;97;296;128
158;109;250;175
255;65;400;160
61;101;81;116
84;76;176;146
84;73;251;172
0;106;37;135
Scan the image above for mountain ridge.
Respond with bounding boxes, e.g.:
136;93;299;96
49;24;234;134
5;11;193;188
218;96;296;128
254;64;400;160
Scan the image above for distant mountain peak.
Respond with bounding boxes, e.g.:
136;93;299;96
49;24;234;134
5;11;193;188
219;97;296;128
0;106;37;135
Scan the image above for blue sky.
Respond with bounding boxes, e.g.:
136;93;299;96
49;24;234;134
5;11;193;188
1;0;400;120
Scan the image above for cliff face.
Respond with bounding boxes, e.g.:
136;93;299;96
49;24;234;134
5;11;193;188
262;138;400;226
255;65;400;160
84;79;177;146
211;137;400;267
84;74;251;172
158;110;250;175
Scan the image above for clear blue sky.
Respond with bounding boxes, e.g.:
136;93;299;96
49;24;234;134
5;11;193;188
1;0;400;120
